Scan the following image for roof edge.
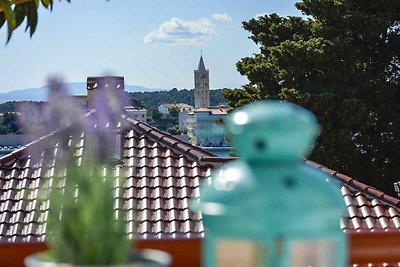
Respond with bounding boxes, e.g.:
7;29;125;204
0;111;98;166
306;160;400;208
0;128;67;165
122;115;227;165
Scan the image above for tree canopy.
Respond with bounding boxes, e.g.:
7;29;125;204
0;112;19;134
225;0;400;196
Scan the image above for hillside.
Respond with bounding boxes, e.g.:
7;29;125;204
0;83;164;104
0;88;230;113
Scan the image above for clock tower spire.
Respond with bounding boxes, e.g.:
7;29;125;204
194;53;210;108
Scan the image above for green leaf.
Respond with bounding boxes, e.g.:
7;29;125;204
26;1;38;37
0;12;5;29
41;0;52;8
0;0;16;42
14;4;27;29
0;0;72;41
45;160;130;265
0;0;15;27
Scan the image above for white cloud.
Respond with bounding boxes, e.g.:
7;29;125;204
211;13;233;22
144;17;215;46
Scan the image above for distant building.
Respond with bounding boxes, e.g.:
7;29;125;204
125;107;147;123
179;111;194;131
187;106;229;147
158;103;193;117
194;55;210;108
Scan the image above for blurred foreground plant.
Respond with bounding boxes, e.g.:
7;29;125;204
20;77;133;265
45;159;130;265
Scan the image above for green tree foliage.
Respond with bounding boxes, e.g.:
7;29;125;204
0;101;44;134
166;127;181;135
214;117;224;126
151;108;162;121
225;0;400;196
0;112;19;133
130;97;145;109
169;105;179;118
0;100;44;113
0;101;19;113
0;0;71;42
150;108;177;131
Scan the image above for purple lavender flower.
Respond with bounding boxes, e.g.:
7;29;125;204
18;78;85;138
85;76;128;162
18;76;127;164
18;76;132;265
18;78;85;164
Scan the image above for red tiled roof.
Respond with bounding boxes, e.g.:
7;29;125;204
1;112;400;248
0;114;227;242
307;160;400;232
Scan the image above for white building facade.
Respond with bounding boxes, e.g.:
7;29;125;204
187;107;229;147
158;103;193;117
125;107;147;122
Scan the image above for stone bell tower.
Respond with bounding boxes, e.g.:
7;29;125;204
194;55;210;108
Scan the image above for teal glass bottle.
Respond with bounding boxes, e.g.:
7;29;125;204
193;100;347;267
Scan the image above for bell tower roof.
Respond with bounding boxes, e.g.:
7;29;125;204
197;56;206;71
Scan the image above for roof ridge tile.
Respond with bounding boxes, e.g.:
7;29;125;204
306;160;400;209
122;116;223;164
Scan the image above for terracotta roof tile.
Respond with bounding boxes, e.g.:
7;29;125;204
3;111;400;260
307;160;400;233
0;114;225;243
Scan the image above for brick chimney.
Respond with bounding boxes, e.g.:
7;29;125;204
85;76;126;163
86;76;125;110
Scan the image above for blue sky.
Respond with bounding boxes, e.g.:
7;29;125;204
0;0;300;93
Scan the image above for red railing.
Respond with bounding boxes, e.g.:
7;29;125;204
1;232;400;267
